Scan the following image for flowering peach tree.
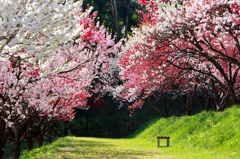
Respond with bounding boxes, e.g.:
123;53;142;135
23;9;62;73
115;0;239;114
0;0;119;158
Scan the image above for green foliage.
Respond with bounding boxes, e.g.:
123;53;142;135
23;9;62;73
68;97;160;138
21;142;55;159
20;106;240;159
83;0;139;38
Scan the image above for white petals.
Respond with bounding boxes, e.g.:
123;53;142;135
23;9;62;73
0;0;83;59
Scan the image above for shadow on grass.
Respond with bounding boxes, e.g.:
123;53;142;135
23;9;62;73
56;139;113;148
54;138;164;158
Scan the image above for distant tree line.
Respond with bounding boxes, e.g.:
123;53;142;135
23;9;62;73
83;0;140;40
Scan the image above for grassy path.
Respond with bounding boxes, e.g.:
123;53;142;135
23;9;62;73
21;136;233;159
21;137;175;159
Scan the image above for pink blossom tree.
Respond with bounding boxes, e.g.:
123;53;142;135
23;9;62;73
115;0;239;114
0;1;119;158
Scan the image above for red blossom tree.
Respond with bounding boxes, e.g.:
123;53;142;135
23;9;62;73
115;0;240;114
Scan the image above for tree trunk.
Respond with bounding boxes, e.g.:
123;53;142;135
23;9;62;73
215;93;229;111
85;111;89;135
14;126;21;159
0;121;8;159
165;104;170;117
125;0;131;35
37;123;47;147
37;135;44;147
0;144;3;159
111;0;120;41
186;89;195;116
26;134;33;151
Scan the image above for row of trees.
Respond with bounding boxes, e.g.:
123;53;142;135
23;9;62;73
0;0;120;158
115;0;239;115
0;0;239;158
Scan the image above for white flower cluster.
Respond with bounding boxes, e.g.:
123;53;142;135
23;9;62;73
0;0;83;59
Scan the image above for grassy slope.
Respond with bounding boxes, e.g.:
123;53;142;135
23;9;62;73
129;105;240;158
20;106;240;159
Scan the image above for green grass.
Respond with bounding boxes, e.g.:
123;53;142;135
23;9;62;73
20;106;240;159
129;105;240;159
21;137;172;159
